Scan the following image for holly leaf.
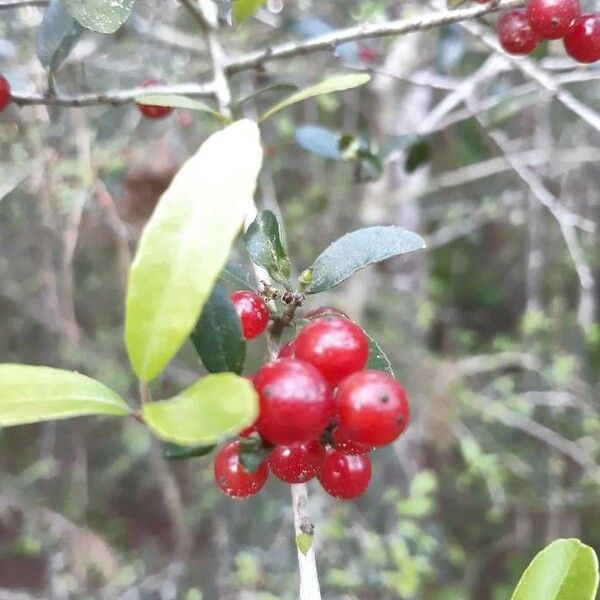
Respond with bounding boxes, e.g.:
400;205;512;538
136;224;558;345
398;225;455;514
244;210;291;287
125;120;262;382
303;226;426;294
191;284;246;375
0;364;130;426
511;539;599;600
143;373;258;446
62;0;136;34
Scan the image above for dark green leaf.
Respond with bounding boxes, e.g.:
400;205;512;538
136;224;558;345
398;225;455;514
405;139;431;173
239;435;272;472
244;210;291;287
37;0;84;73
191;284;246;374
62;0;136;34
303;226;427;294
356;147;384;182
364;330;394;376
164;442;216;460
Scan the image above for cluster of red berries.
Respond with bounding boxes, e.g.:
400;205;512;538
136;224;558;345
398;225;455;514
492;0;600;62
215;293;410;500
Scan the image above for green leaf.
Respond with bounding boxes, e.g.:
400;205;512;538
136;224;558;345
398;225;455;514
219;262;255;291
164;442;216;460
62;0;136;34
511;539;599;600
36;0;84;73
244;210;291;287
364;330;394;376
447;0;468;8
235;83;299;108
142;373;258;446
303;226;426;294
296;533;313;556
0;364;130;426
191;284;246;374
405;139;431;173
239;435;272;472
233;0;266;23
134;94;230;124
259;74;371;123
125;120;263;382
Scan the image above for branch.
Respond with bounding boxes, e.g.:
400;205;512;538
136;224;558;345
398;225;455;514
0;0;47;7
225;0;525;75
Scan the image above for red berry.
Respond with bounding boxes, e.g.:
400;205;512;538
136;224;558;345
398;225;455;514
305;306;349;320
0;75;11;113
136;79;174;119
294;317;368;387
268;440;325;483
564;13;600;63
497;9;541;54
278;339;296;358
337;370;410;447
526;0;580;40
254;358;335;445
213;440;268;499
230;291;269;340
332;427;374;456
318;449;372;499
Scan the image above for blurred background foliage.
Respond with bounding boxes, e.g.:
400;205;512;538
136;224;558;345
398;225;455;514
0;0;598;598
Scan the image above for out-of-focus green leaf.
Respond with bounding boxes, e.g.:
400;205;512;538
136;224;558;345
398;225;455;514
0;364;130;426
62;0;135;34
364;331;394;376
405;139;431;173
259;74;371;122
191;284;246;374
143;373;258;446
244;210;291;286
511;539;599;600
134;94;230;123
164;442;216;460
236;83;299;108
125;120;262;382
239;435;272;472
303;226;426;294
233;0;266;23
37;0;84;73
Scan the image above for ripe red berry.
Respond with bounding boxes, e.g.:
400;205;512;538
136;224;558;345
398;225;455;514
268;440;325;483
332;426;374;456
305;306;349;320
230;291;269;340
497;9;541;54
253;358;334;445
337;370;410;447
278;339;296;358
526;0;580;39
136;79;174;119
294;317;368;387
563;13;600;63
0;75;11;113
318;449;372;499
213;440;268;499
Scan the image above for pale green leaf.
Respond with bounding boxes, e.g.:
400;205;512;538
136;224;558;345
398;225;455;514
125;120;263;382
511;538;599;600
134;94;230;123
143;373;258;445
259;74;371;122
234;0;266;23
62;0;135;34
0;364;130;426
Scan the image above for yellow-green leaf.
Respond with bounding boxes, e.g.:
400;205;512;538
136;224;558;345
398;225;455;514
234;0;266;23
259;74;371;123
125;120;263;382
142;373;258;445
0;364;130;426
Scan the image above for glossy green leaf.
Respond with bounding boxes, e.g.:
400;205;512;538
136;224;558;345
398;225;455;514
244;210;291;286
142;373;258;446
511;539;599;600
37;0;84;73
125;120;263;382
303;226;426;294
62;0;135;34
234;0;267;23
259;74;371;122
191;284;246;374
134;94;230;123
365;331;394;376
164;442;216;460
0;364;130;426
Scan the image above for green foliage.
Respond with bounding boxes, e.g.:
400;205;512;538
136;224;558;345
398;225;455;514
239;435;272;472
142;373;258;446
364;329;394;376
0;364;130;425
62;0;136;34
244;210;291;287
511;539;599;600
164;442;216;460
124;120;263;382
191;284;246;375
233;0;267;23
259;74;371;122
134;94;231;124
303;226;426;294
